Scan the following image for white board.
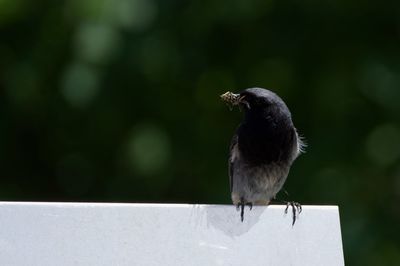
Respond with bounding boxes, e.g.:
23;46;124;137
0;202;344;266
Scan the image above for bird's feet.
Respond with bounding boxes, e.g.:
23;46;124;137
284;201;302;226
236;198;253;222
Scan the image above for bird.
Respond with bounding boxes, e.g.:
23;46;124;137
220;88;305;225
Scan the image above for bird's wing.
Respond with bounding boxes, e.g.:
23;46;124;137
228;134;239;193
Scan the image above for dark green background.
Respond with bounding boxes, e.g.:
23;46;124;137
1;0;400;264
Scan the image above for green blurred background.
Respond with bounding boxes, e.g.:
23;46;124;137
1;0;400;264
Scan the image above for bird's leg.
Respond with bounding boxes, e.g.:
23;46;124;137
236;199;253;222
284;201;302;226
284;201;302;215
271;196;302;226
240;198;245;222
235;197;247;222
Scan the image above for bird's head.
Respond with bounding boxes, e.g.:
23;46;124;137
220;88;278;111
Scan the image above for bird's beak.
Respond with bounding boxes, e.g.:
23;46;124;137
220;91;250;110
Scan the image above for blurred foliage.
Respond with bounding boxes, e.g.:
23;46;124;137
1;0;400;264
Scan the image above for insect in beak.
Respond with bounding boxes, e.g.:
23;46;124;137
220;91;250;110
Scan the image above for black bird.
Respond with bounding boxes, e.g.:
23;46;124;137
221;88;305;224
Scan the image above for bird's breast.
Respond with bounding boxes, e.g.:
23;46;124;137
237;118;296;165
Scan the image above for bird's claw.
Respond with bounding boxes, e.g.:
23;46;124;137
284;201;302;226
236;199;253;222
246;202;253;210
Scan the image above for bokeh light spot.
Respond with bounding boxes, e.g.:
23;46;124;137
68;0;157;30
61;63;100;108
126;124;171;176
74;22;121;64
366;124;400;166
116;0;157;30
359;62;400;111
